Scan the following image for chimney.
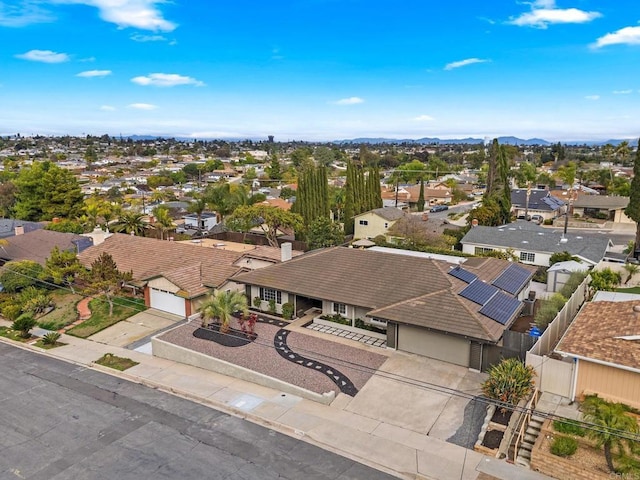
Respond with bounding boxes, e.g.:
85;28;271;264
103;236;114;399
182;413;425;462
471;218;479;228
14;225;24;236
281;242;292;262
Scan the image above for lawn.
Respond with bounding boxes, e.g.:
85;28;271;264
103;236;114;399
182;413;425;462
66;296;146;339
36;290;84;331
95;353;139;371
616;287;640;294
0;326;33;342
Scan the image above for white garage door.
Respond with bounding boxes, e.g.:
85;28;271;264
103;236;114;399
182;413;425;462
150;289;185;317
397;325;470;367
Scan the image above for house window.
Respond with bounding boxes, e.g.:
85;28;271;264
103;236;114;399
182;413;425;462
359;220;368;226
259;287;282;304
384;222;389;228
474;247;494;255
333;302;346;315
520;252;536;263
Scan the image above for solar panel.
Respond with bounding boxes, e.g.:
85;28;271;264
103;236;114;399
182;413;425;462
492;263;532;295
459;281;499;305
479;292;522;325
448;266;478;284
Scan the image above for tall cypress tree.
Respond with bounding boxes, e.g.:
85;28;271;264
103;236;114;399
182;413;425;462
344;161;356;235
625;138;640;256
417;179;425;212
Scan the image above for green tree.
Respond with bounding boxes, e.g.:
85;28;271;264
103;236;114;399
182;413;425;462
625;139;640;257
622;263;640;285
582;396;640;473
590;268;621;292
204;182;249;219
616;140;631;165
514;162;537;188
199;290;248;333
293;164;330;228
0;181;17;217
12;313;37;339
112;211;148;236
152;205;174;240
44;219;84;234
266;152;282;180
549;251;578;266
416;179;425;212
307;217;344;249
227;205;303;248
186;195;207;232
0;260;44;292
43;246;84;294
82;252;133;316
314;146;335;167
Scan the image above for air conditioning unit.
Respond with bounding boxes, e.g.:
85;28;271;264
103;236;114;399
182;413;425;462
522;299;535;316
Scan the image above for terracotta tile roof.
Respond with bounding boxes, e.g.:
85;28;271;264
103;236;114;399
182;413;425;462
240;245;303;263
78;234;243;297
261;198;293;211
556;300;640;370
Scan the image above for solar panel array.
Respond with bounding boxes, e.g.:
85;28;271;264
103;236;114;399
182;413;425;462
448;266;478;284
492;263;531;295
459;281;499;305
479;292;523;325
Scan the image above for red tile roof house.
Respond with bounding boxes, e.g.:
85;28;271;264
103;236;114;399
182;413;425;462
78;234;298;319
555;296;640;409
233;247;537;371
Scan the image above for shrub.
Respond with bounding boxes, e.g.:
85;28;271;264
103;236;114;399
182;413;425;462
553;420;586;437
550;436;578;457
12;313;37;338
0;260;45;292
321;314;350;325
559;271;588;299
482;358;536;409
42;331;61;345
2;303;22;321
268;299;276;314
534;293;567;330
253;296;262;309
590;268;622;292
281;302;294;320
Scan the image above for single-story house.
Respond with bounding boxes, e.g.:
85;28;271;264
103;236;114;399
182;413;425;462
233;247;536;371
78;234;299;318
511;188;566;221
555;295;640;409
460;221;612;267
572;195;631;224
0;218;45;239
353;207;406;240
0;229;92;265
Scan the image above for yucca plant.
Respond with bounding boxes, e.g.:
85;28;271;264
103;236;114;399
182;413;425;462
42;331;61;346
482;358;536;410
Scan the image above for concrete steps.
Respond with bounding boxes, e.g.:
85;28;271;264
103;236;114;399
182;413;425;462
515;413;545;468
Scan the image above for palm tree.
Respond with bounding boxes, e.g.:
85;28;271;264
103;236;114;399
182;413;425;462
186;195;207;233
623;262;640;285
199;290;249;333
152;205;174;240
112;211;148;236
582;396;639;473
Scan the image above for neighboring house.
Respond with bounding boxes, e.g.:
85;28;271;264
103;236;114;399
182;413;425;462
555;294;640;409
0;218;45;239
354;207;405;239
0;229;92;265
78;234;298;318
404;185;452;209
511;188;566;221
546;260;589;293
460;221;612;267
573;195;631;224
233;247;536;371
181;212;218;232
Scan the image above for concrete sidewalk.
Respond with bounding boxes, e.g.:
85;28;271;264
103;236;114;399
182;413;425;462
0;322;552;480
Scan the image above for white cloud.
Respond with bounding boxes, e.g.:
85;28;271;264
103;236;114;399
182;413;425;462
585;95;600;100
128;103;157;110
53;0;176;31
332;97;364;105
444;58;489;70
413;115;435;122
509;0;601;29
0;2;55;27
77;69;112;77
131;73;205;87
593;26;640;48
613;89;633;94
130;33;167;42
15;49;69;63
100;105;116;111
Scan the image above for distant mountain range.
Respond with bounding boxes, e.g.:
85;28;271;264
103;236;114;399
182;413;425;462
124;134;631;147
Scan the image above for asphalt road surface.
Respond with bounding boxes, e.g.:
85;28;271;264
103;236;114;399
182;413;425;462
0;343;396;480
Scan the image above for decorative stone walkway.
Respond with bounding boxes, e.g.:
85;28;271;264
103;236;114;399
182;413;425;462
274;328;359;397
305;323;387;348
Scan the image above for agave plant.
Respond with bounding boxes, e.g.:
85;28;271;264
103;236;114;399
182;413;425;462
42;331;61;346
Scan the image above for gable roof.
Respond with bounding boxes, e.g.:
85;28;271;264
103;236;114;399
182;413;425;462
511;189;565;212
78;234;243;297
0;230;89;265
0;218;45;239
356;207;405;221
460;222;611;265
556;300;640;371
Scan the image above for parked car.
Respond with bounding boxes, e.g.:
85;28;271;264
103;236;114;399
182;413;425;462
430;205;449;213
531;214;544;225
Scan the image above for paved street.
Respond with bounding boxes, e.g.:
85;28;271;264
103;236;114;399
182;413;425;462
0;343;395;480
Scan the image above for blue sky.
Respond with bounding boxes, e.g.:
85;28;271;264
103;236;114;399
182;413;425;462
2;0;640;141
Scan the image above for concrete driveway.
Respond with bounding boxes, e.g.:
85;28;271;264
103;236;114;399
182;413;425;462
88;308;183;347
344;352;487;443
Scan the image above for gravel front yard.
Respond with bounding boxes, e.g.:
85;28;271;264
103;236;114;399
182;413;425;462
157;321;388;396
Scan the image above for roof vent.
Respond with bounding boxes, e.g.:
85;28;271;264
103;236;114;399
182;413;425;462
576;236;583;239
560;237;568;243
522;240;529;244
